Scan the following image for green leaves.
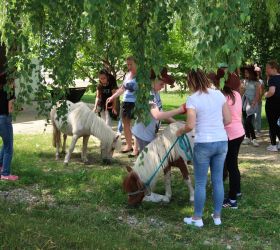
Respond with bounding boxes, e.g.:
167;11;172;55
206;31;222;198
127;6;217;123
0;0;279;119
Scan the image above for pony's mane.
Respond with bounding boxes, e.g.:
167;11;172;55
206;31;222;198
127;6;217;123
88;110;116;145
132;122;188;188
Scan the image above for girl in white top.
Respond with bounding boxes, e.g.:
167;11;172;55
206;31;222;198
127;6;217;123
176;69;231;227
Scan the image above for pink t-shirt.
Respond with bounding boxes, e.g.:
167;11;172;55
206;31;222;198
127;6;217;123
224;91;245;140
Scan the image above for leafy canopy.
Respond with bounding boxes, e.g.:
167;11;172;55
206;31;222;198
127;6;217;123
0;0;278;120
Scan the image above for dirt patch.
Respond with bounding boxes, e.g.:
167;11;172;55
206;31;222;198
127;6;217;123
0;185;56;208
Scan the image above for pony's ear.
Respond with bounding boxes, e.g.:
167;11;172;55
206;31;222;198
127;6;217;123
126;166;133;172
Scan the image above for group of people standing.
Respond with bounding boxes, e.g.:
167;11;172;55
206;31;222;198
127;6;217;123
95;57;279;228
94;56;185;157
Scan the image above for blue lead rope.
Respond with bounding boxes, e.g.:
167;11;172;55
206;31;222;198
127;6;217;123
144;134;193;187
178;134;193;161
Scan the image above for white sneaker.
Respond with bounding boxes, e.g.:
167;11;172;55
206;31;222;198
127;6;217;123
211;214;222;226
252;139;259;147
183;217;204;228
242;137;250;145
267;145;278;152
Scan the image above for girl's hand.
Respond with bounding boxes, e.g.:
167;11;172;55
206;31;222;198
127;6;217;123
176;127;185;137
112;107;118;115
106;97;113;110
180;103;187;114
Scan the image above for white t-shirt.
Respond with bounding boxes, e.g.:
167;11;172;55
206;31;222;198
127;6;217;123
186;88;228;143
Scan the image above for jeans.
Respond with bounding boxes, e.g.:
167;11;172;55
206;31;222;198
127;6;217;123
0;115;13;176
117;119;123;133
224;135;244;200
193;141;228;217
255;102;262;132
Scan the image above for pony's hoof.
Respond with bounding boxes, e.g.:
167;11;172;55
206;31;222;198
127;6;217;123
64;161;69;166
189;197;194;202
162;196;171;203
55;157;59;161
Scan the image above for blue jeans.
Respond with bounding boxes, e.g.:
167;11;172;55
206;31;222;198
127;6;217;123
193;141;228;217
117;118;123;133
255;102;262;132
0;115;14;176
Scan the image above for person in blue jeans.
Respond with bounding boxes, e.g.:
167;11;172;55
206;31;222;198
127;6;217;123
176;69;231;227
0;69;18;181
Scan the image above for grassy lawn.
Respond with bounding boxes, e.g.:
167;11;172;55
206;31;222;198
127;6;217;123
0;90;277;249
0;132;279;249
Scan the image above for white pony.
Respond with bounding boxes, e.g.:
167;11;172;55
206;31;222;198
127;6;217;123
50;101;121;164
123;122;194;206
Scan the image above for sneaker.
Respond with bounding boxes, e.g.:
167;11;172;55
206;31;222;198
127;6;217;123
252;139;259;147
267;145;278;152
183;217;204;228
242;137;250;145
211;214;222;226
1;175;19;181
223;199;238;209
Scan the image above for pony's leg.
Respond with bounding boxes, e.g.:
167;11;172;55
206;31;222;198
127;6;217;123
81;135;90;163
62;134;67;154
184;177;194;202
143;171;172;203
64;134;79;164
55;142;60;160
143;192;169;203
163;170;172;202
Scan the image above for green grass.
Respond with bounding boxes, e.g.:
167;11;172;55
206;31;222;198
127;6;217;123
0;133;279;249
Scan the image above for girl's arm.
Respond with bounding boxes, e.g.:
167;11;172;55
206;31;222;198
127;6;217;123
264;86;276;98
8;99;14;113
222;102;232;125
252;82;261;106
93;89;100;112
106;86;125;106
176;108;196;136
150;105;184;120
112;88;118;114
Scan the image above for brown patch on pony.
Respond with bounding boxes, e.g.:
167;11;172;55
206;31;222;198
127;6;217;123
163;157;190;180
126;166;133;172
123;171;145;205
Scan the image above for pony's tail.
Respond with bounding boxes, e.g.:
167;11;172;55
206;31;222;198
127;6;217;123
50;109;61;148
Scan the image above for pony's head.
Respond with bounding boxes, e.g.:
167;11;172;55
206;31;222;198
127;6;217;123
101;133;122;164
123;167;145;206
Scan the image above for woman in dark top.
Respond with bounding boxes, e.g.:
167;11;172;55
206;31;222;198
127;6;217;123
93;69;118;127
0;70;18;181
265;60;280;152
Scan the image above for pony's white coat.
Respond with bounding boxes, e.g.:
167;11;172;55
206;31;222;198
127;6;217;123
132;122;194;202
50;101;121;164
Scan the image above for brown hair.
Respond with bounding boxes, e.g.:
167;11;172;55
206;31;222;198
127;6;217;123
267;60;279;72
126;55;136;63
187;69;211;93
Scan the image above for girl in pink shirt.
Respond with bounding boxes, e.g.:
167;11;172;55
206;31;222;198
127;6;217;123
222;73;245;209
